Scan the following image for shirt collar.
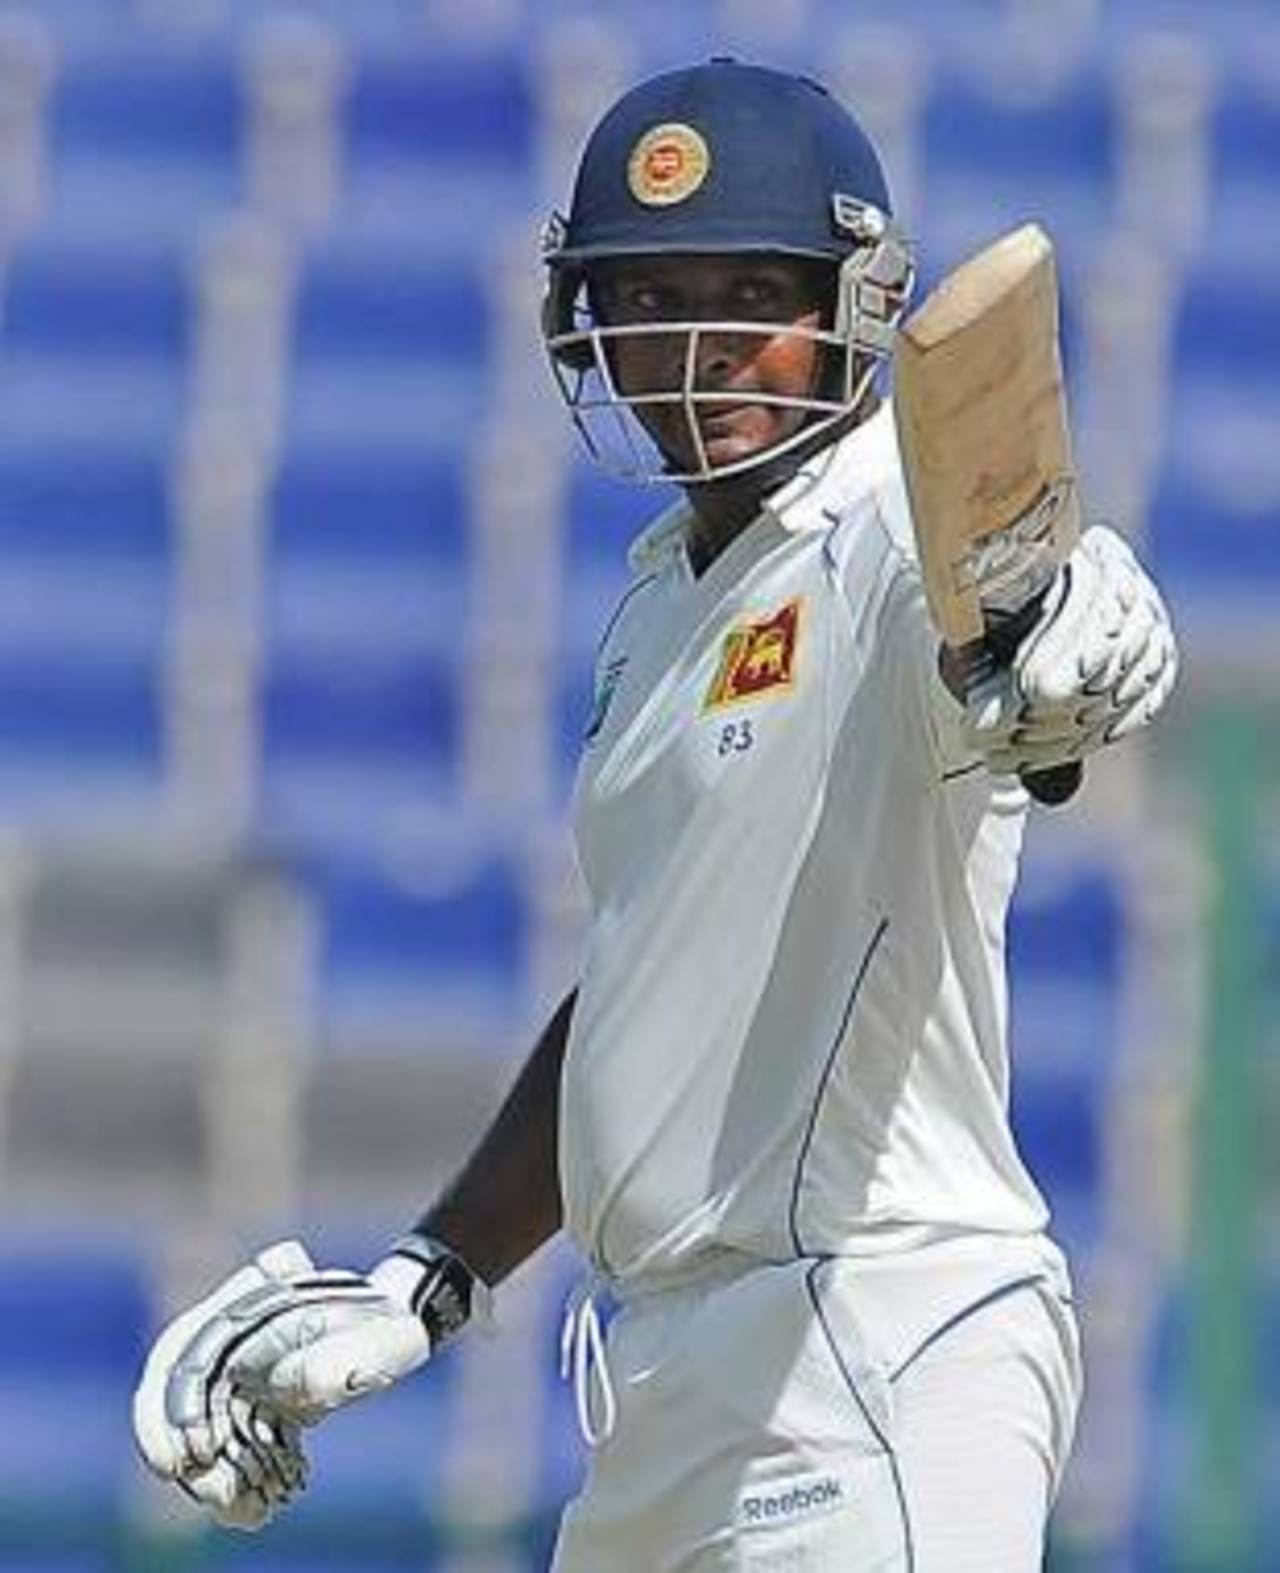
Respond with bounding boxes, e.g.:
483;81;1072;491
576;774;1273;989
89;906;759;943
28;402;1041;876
627;404;900;573
763;402;900;533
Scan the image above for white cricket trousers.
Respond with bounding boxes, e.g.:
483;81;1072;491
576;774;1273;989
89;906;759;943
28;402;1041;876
551;1252;1082;1571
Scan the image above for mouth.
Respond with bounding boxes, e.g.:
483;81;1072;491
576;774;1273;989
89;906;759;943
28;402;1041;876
646;395;785;473
695;401;756;434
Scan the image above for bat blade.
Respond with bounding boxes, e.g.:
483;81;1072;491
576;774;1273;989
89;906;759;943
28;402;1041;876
893;223;1082;805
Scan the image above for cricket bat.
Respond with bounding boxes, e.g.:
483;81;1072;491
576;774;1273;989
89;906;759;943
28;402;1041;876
893;223;1082;806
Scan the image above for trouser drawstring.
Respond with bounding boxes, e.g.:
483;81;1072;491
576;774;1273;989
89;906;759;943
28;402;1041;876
560;1277;617;1446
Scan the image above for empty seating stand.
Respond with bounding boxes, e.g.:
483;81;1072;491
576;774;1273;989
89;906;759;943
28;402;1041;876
918;57;1113;280
1007;860;1126;1256
0;1239;149;1526
308;846;529;1052
292;240;492;369
1153;253;1280;651
5;235;191;363
1214;48;1280;187
261;433;472;840
52;39;240;166
0;433;170;812
347;45;535;175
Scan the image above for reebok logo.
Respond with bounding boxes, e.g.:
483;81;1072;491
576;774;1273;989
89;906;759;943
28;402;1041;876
738;1474;846;1527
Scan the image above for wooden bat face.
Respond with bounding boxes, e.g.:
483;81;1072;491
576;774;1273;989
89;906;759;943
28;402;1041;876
893;224;1081;653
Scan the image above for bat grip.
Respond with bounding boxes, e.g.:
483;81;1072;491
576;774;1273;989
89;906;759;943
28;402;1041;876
971;599;1085;809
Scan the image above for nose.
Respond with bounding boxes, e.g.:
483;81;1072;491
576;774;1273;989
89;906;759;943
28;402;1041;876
692;327;749;388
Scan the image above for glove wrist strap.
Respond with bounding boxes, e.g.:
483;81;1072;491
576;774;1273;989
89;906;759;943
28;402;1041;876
385;1234;493;1348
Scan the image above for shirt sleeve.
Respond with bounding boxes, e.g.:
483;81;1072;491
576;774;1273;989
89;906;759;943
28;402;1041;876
875;539;983;783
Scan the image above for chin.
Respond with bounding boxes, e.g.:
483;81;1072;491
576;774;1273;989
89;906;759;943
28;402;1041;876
655;414;796;477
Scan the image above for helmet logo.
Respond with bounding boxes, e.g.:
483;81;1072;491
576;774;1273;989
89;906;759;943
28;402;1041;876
627;123;710;207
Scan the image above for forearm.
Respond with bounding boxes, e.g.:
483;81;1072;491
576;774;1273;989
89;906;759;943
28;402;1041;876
413;988;575;1286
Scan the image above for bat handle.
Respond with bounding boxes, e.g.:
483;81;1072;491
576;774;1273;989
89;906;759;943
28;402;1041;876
1022;760;1083;806
973;601;1084;808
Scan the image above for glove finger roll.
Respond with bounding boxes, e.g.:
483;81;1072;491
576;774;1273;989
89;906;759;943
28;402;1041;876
135;1255;303;1479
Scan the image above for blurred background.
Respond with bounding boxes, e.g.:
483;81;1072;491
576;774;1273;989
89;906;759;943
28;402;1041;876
0;0;1273;1569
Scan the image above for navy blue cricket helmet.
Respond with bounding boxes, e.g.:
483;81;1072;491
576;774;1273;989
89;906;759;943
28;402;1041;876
555;59;893;263
542;59;915;484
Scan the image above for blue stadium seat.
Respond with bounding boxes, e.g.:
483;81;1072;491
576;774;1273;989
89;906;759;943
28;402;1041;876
269;441;468;570
1131;1280;1193;1570
0;1372;135;1519
562;463;670;662
1215;60;1280;185
1173;260;1280;384
1159;255;1280;629
0;426;171;810
917;60;1114;284
1008;865;1125;990
1007;864;1126;1253
4;237;190;362
916;171;1104;309
284;1372;456;1512
260;648;461;837
263;656;457;757
265;436;469;663
922;63;1114;184
0;1246;148;1374
261;433;471;840
0;438;172;561
309;850;528;1042
49;40;240;168
0;1247;148;1511
1146;452;1280;640
1009;1076;1100;1202
565;463;666;581
0;654;160;767
292;243;491;368
346;47;534;172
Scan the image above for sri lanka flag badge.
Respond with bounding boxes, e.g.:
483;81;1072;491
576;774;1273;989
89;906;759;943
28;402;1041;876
704;599;803;711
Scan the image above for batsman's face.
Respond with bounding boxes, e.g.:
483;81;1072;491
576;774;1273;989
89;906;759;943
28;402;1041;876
589;255;831;474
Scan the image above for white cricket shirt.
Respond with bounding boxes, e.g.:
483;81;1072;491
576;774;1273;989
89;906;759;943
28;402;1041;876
561;405;1051;1295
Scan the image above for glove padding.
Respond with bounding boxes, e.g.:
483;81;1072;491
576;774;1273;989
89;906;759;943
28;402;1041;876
134;1240;441;1531
133;1241;313;1529
966;524;1177;776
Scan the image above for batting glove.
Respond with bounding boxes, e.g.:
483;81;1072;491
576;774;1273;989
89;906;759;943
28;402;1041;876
133;1236;488;1531
133;1241;313;1529
966;524;1177;776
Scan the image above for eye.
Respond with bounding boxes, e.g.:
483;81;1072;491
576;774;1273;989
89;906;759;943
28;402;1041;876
728;275;788;317
608;280;683;322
